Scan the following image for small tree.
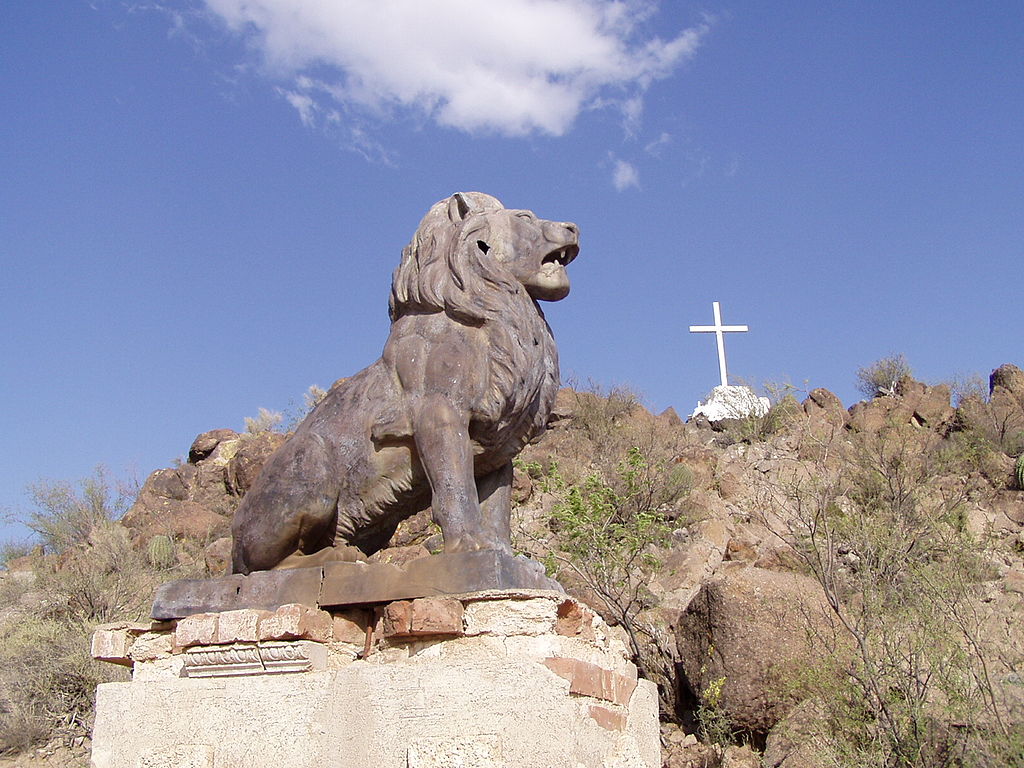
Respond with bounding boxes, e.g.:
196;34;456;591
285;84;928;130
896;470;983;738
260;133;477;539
540;448;686;671
24;467;132;555
856;354;913;399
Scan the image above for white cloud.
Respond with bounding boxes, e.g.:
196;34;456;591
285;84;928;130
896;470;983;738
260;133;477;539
612;159;640;191
278;88;317;127
201;0;708;137
644;131;671;156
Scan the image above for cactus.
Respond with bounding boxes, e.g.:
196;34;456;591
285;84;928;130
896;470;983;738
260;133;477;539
147;535;176;569
1016;454;1024;491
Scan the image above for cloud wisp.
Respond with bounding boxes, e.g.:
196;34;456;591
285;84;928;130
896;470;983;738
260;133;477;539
612;158;640;191
202;0;707;137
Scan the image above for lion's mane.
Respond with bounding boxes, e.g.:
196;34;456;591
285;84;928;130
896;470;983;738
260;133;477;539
387;192;558;449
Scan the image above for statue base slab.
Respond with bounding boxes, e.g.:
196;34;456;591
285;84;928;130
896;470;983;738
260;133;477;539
91;592;659;768
152;549;561;620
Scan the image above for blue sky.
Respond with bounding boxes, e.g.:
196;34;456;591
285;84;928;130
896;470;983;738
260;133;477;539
2;1;1022;544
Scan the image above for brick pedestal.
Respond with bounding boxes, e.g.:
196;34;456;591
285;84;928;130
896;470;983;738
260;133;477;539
91;591;659;768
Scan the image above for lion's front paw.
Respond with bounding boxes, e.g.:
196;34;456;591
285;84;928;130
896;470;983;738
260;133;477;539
443;533;511;555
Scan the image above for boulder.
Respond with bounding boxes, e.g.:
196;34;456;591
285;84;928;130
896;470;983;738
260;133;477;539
123;499;228;542
894;379;954;429
847;395;910;433
990;363;1024;405
675;565;834;737
203;537;233;576
189;429;239;463
225;432;287;496
547;387;577;426
802;388;846;428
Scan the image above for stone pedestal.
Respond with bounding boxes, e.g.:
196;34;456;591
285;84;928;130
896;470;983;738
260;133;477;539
91;591;659;768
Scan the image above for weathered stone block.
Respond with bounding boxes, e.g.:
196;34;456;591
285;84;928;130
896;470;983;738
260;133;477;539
215;609;272;643
175;614;219;648
258;604;332;642
410;597;464;636
381;601;413;637
129;632;174;662
332;609;370;644
92;627;134;666
463;596;556;636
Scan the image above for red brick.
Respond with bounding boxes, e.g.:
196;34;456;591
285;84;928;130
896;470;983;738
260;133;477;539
410;597;464;636
542;657;636;704
332;609;371;644
587;704;626;731
381;600;413;637
611;671;638;706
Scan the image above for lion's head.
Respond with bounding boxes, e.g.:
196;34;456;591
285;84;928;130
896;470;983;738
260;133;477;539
389;192;579;324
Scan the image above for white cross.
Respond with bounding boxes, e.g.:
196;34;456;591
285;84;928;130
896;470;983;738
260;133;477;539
689;301;749;387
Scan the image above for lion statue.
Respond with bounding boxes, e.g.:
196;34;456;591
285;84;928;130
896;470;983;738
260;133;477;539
231;192;579;574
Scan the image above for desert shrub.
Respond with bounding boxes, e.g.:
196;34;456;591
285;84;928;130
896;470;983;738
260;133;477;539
0;615;125;753
759;425;1017;766
146;534;176;568
856;354;913;399
953;392;1024;459
947;373;989;408
23;467;132;555
244;406;284;434
33;522;162;625
0;469;204;755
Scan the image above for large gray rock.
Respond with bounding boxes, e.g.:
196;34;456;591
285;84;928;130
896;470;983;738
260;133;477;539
675;564;833;737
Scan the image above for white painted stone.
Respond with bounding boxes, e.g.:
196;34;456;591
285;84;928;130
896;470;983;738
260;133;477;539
93;651;659;768
690;385;770;422
132;655;187;682
462;597;556;636
136;745;214;768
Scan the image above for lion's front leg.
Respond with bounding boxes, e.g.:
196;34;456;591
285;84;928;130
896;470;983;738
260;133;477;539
412;394;490;553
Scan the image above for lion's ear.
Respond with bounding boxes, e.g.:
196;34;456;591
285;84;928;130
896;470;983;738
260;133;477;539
447;192;473;223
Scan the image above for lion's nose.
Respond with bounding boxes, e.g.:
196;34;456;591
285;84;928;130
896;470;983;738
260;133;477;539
547;221;579;241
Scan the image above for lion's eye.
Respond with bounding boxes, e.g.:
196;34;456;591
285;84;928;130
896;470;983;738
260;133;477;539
477;240;491;254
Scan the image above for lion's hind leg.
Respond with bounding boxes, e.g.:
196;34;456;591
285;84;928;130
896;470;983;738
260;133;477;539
476;462;514;554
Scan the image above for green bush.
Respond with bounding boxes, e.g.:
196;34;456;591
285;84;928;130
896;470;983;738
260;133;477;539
538;447;684;671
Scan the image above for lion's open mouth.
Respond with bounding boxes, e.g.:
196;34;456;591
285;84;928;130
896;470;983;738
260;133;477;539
541;245;578;267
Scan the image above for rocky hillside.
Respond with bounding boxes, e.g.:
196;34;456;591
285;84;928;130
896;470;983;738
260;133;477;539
2;365;1023;767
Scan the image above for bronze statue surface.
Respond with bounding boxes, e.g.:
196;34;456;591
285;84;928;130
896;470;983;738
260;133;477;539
231;192;579;574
